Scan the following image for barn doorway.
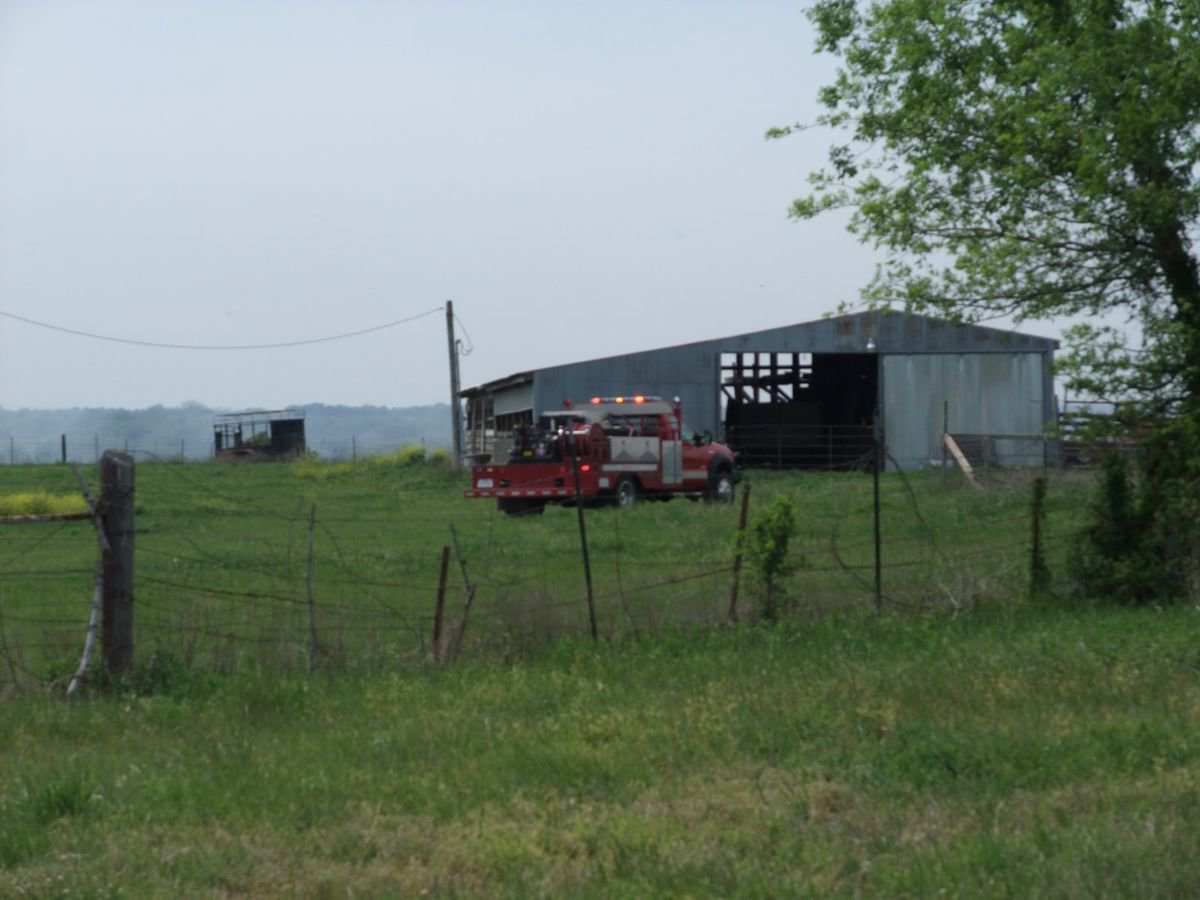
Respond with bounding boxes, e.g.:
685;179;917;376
720;352;877;469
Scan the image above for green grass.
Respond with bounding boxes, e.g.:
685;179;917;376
0;606;1198;896
1;459;1196;894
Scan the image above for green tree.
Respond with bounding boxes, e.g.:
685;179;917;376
778;0;1200;599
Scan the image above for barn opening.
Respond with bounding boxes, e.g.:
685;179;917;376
721;352;878;469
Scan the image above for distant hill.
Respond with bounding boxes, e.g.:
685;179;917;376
0;403;451;463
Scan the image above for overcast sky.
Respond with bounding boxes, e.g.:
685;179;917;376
0;1;1042;411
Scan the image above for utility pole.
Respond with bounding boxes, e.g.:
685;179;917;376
445;300;464;471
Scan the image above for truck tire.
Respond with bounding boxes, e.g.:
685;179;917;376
707;468;735;503
615;477;638;509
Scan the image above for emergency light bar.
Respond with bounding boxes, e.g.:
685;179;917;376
589;395;659;405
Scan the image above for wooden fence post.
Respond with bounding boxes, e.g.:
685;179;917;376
61;434;67;464
100;451;135;676
448;524;477;663
727;482;751;625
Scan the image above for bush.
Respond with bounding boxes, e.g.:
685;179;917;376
365;445;427;469
1069;448;1200;604
747;495;800;621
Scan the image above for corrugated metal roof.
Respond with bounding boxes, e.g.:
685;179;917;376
463;311;1057;392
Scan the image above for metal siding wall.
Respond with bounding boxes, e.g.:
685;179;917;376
534;348;721;434
883;353;1046;468
492;383;534;417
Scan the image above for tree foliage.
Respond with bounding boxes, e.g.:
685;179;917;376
781;1;1200;600
779;0;1200;422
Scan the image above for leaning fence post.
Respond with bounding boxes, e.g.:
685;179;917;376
448;524;477;663
432;546;450;663
727;482;752;625
100;451;135;676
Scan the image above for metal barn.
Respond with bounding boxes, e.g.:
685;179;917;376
462;311;1058;470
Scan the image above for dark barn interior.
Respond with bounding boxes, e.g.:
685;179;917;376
721;352;878;469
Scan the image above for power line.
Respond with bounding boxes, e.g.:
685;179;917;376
0;305;444;351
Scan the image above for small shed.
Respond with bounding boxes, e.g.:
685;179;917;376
462;311;1059;470
213;409;307;459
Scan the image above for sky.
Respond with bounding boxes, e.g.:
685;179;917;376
0;1;1042;411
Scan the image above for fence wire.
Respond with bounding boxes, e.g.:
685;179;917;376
1;456;1096;689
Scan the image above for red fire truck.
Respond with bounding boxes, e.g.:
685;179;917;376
465;396;738;515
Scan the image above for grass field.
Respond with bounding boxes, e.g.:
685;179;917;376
5;456;1196;895
1;605;1198;896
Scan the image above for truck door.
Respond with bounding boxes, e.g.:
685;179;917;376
661;438;682;484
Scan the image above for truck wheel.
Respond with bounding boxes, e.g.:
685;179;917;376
615;477;638;509
707;470;735;504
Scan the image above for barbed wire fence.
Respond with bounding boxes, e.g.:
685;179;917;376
0;434;449;465
0;449;1094;694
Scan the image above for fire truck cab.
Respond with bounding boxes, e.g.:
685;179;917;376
465;396;738;515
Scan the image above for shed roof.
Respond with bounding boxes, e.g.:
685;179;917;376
463;310;1057;395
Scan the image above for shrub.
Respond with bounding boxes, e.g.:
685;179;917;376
396;444;428;466
747;495;800;621
1069;448;1200;604
365;445;426;469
